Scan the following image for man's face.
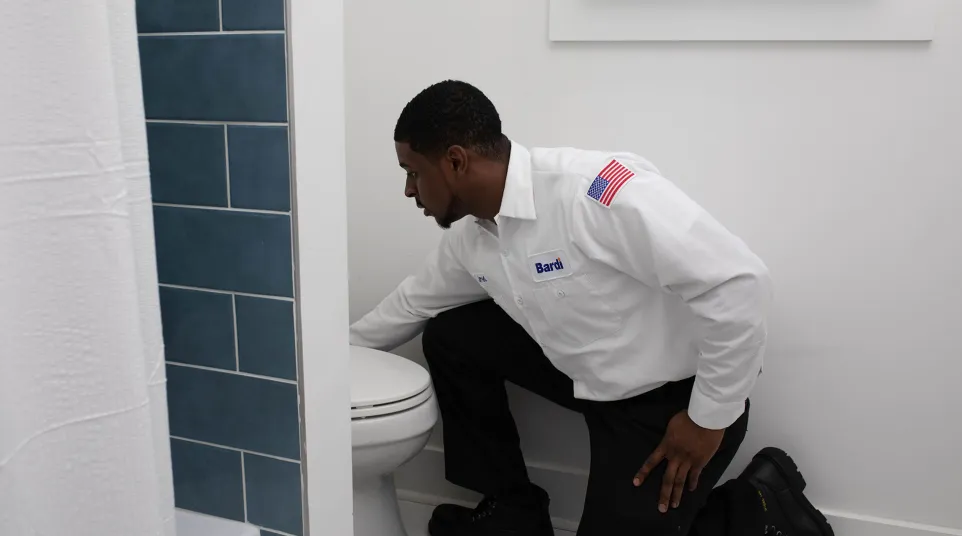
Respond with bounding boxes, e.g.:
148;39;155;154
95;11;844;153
396;142;464;229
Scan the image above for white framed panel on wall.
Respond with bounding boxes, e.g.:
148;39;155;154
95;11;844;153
549;0;940;42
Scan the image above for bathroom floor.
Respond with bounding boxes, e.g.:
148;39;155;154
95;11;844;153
399;501;576;536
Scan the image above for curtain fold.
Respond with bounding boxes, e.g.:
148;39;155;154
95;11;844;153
0;0;174;534
105;0;177;533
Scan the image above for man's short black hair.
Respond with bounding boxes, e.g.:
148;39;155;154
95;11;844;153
394;80;508;160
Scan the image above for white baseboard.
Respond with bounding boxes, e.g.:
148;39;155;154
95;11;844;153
394;445;585;532
820;510;962;536
396;489;580;533
395;446;962;536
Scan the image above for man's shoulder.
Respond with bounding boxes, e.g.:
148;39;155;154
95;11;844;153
528;147;672;216
530;146;660;182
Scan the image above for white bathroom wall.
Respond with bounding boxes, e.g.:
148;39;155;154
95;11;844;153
345;1;962;534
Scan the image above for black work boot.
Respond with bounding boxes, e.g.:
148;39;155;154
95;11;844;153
427;485;553;536
738;448;835;536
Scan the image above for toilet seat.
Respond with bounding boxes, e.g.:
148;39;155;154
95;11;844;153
351;346;432;419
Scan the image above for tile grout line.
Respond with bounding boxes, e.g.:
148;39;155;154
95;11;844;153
282;7;296;327
153;202;290;216
166;361;298;385
232;294;240;371
138;29;286;36
146;119;288;127
282;12;309;536
171;435;301;464
158;283;294;303
139;30;285;36
224;124;232;208
218;0;224;31
240;452;249;522
256;528;300;536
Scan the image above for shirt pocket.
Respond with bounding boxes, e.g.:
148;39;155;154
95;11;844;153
532;274;624;349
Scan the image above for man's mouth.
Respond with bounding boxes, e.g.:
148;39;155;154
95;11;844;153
416;200;430;217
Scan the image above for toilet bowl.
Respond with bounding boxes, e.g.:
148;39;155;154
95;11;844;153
351;346;438;536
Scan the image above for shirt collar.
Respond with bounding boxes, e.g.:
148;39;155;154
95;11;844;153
490;140;537;223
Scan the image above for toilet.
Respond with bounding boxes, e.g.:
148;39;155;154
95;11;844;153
351;345;438;536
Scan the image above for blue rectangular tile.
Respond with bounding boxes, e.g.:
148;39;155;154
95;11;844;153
166;364;300;459
222;0;285;31
235;296;296;380
245;454;303;536
139;35;287;122
227;126;291;211
154;206;293;297
170;439;245;521
136;0;220;33
160;287;236;370
148;123;228;207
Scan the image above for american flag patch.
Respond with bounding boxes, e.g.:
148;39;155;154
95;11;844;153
586;159;635;207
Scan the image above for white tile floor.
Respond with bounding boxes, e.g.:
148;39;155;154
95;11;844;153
399;501;575;536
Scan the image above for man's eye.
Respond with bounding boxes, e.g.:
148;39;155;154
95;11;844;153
407;172;418;180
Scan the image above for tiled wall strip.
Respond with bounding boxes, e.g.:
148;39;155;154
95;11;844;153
136;0;302;533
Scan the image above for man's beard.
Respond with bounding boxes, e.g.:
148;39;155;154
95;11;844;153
436;213;455;230
435;195;461;229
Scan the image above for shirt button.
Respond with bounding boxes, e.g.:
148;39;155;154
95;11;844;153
501;250;509;257
555;289;565;298
515;296;524;306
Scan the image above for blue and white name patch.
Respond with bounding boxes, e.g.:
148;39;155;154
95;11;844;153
528;250;571;282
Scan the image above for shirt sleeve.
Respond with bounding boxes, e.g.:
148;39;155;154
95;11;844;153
349;228;490;351
571;158;773;430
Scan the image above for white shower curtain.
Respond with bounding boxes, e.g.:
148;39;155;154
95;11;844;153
0;0;176;535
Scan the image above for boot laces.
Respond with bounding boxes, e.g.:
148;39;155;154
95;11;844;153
470;497;498;522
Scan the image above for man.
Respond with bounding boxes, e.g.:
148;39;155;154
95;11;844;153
350;80;833;536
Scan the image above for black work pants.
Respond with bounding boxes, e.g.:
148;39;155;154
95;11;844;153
422;300;753;536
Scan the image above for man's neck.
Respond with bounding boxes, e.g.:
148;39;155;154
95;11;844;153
468;145;512;220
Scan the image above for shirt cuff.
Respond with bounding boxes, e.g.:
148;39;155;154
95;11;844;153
348;326;366;347
688;385;745;430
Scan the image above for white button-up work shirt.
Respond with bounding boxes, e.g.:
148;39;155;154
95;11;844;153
350;142;772;430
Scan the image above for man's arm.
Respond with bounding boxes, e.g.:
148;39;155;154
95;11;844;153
572;156;772;511
351;229;490;351
572;157;772;429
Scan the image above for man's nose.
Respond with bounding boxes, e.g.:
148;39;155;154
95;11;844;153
404;176;417;198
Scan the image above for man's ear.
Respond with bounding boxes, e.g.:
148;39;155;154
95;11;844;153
446;145;468;176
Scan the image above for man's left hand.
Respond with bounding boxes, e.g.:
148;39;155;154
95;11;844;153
633;410;725;513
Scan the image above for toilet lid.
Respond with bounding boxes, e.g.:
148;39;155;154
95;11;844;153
350;346;432;418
